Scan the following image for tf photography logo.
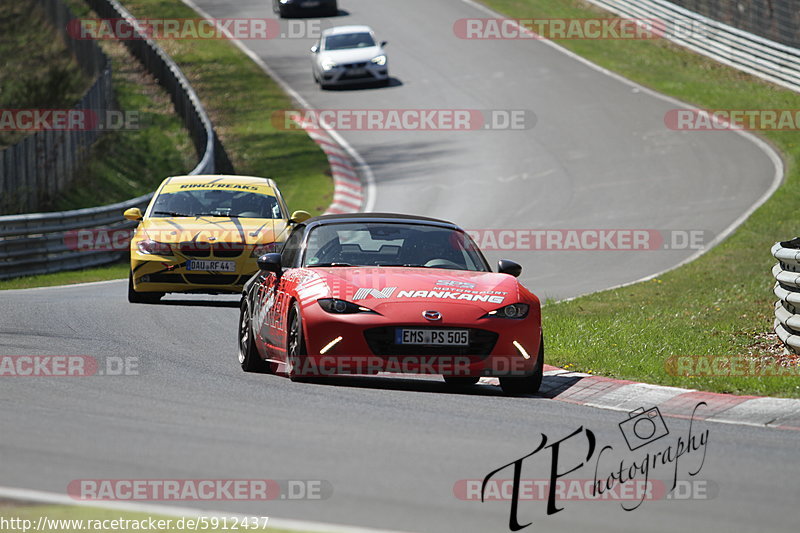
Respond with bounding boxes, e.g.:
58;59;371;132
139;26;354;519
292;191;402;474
476;402;710;530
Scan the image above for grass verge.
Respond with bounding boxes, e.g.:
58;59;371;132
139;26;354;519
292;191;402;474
117;0;334;215
0;503;303;533
52;0;197;212
0;2;89;150
0;263;129;290
481;0;800;397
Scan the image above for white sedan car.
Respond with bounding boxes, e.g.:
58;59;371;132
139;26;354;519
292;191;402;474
311;25;389;88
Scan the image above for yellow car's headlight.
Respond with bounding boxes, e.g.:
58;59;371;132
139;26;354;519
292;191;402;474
137;240;173;256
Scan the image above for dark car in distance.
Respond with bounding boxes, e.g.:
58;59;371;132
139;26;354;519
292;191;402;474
273;0;338;17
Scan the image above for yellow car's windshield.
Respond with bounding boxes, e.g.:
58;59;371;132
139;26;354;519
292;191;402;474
150;189;283;219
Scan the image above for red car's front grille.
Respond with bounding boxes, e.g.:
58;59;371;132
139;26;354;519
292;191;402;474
363;327;498;358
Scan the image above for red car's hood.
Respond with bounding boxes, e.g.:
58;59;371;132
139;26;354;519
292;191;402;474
297;267;528;313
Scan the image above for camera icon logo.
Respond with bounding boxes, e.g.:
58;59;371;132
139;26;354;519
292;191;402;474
618;406;670;451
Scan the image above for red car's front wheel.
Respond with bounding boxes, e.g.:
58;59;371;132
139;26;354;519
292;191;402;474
499;335;544;395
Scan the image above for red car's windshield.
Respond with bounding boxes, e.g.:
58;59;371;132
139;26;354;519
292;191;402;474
303;222;490;271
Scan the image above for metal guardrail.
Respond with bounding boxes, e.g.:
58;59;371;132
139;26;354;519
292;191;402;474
666;0;800;50
0;0;112;215
585;0;800;93
772;241;800;354
0;0;231;280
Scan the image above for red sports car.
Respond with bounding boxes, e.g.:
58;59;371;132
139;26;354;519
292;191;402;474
238;213;543;394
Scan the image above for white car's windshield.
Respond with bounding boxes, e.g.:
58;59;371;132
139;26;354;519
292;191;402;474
303;222;489;271
150;190;283;219
324;32;376;51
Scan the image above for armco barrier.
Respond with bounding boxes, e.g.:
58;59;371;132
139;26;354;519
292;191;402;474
666;0;800;50
0;0;231;280
772;240;800;354
585;0;800;93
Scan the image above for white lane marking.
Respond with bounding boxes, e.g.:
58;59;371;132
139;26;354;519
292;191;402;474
459;0;784;302
180;0;376;213
0;486;412;533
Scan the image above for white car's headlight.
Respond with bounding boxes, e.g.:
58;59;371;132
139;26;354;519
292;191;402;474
371;55;387;66
321;59;338;71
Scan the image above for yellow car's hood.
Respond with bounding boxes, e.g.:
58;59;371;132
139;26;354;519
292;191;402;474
138;217;290;245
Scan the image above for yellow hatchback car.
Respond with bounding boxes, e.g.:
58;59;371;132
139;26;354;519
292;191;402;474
124;175;310;303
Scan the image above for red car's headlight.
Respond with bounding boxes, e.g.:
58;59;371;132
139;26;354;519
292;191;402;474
137;239;173;256
482;303;530;319
318;299;377;315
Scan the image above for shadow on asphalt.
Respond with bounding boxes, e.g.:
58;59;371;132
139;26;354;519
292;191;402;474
280;9;350;18
537;372;584;399
295;375;513;397
283;372;582;399
155;299;240;308
323;77;403;91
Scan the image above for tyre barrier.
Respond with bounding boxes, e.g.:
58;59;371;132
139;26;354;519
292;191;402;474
772;239;800;354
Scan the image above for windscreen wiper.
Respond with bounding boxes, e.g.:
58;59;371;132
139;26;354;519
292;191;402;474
152;211;192;217
309;262;353;267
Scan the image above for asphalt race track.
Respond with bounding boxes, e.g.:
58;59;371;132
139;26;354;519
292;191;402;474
192;0;779;302
1;1;795;532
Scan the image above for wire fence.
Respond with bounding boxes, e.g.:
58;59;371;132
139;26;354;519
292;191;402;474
0;0;112;215
0;0;232;280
